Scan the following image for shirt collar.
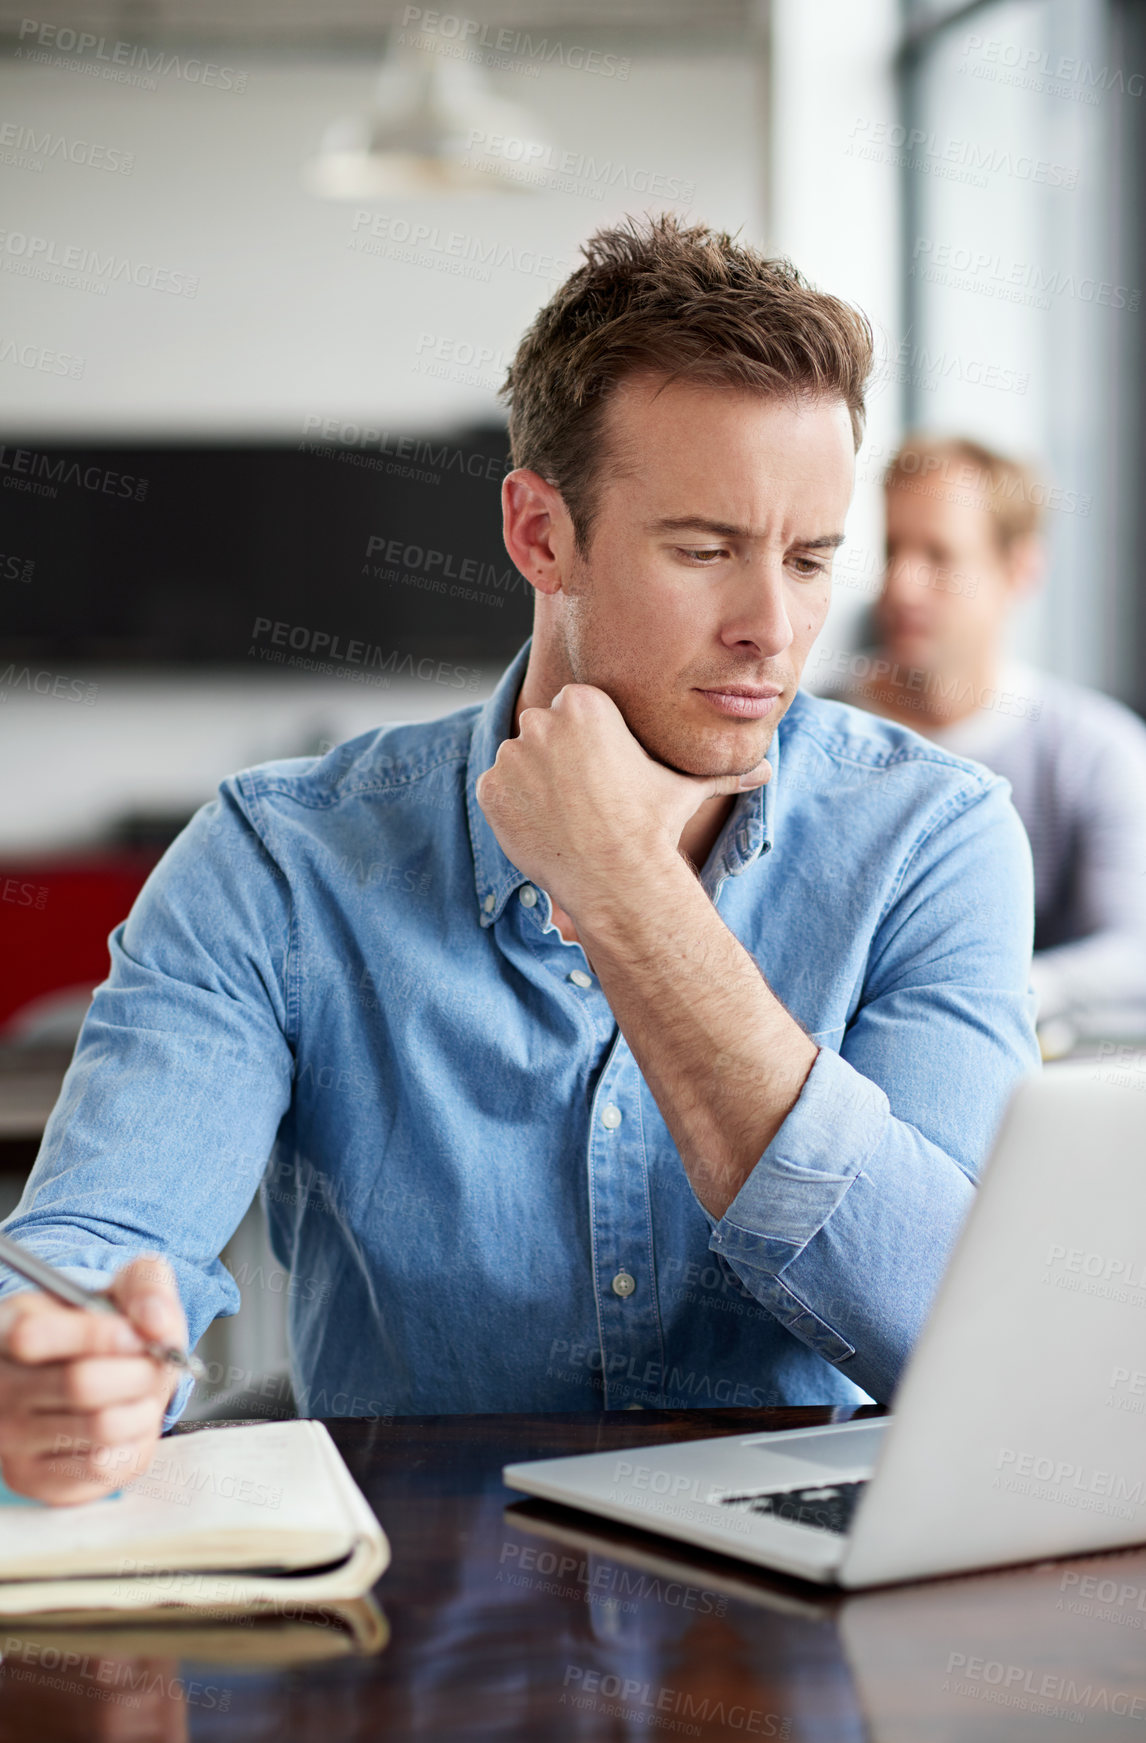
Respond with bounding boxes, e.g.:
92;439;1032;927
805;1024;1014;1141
466;638;780;927
700;719;777;894
466;638;536;927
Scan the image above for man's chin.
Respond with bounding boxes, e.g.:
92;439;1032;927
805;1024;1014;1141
886;634;936;667
638;725;776;782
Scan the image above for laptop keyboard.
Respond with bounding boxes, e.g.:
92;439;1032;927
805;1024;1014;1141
719;1479;868;1535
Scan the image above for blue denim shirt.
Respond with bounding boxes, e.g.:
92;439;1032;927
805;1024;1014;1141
1;639;1039;1424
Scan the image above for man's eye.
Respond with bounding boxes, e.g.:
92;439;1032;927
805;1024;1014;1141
790;557;827;578
677;547;727;564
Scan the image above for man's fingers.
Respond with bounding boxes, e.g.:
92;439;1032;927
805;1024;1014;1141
0;1395;161;1459
109;1252;176;1309
0;1453;126;1506
548;683;616;716
0;1257;181;1508
17;1354;160;1414
0;1294;143;1365
737;757;772;790
108;1254;187;1349
705;758;773;798
72;1397;163;1449
1;1428;158;1504
51;1397;162;1453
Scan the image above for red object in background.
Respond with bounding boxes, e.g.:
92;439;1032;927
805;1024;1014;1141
0;852;163;1036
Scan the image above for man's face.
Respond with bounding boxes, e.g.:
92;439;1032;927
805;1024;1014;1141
549;375;855;778
879;480;1020;673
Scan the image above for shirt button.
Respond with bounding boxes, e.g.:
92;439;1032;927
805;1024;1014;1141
612;1270;636;1298
519;885;538;908
601;1103;623;1130
568;969;592;988
483;893;496;912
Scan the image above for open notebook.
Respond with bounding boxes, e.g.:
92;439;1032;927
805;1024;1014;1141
0;1420;389;1617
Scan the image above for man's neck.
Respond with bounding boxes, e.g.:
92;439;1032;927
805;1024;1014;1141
866;649;999;732
512;638;574;734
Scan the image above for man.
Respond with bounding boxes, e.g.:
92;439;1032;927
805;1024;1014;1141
823;435;1146;1039
0;216;1039;1505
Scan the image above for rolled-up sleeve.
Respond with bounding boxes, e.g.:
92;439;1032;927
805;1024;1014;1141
710;774;1041;1404
0;778;296;1429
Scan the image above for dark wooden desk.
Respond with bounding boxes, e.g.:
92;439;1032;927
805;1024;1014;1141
2;1406;1146;1741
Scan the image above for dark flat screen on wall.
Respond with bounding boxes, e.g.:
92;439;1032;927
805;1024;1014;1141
0;430;532;667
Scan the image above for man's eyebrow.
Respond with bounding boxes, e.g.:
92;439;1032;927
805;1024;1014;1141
644;516;846;549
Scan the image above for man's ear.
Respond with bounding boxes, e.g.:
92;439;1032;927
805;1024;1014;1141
1004;533;1043;601
502;468;568;598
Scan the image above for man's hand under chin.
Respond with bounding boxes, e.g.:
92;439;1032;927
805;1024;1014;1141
474;682;770;925
474;682;813;1220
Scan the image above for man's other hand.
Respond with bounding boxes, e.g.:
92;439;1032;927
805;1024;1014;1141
0;1254;186;1504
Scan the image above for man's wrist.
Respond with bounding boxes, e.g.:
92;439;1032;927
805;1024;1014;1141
567;845;699;955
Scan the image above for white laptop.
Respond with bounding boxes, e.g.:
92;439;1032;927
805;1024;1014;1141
504;1062;1146;1588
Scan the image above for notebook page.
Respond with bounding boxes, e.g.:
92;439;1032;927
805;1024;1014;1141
0;1422;356;1578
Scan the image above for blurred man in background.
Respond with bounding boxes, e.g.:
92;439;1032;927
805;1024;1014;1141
828;435;1146;1045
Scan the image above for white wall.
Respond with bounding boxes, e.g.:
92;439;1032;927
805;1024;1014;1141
766;0;904;682
899;0;1118;691
0;47;761;437
0;668;502;852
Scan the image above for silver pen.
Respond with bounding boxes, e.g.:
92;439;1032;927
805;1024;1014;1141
0;1231;206;1381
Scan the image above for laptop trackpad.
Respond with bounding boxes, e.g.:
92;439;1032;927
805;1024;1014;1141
745;1424;888;1474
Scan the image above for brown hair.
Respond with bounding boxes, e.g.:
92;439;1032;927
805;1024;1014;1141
884;435;1044;548
499;212;873;553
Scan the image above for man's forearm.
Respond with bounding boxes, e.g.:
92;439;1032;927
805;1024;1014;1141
573;851;818;1218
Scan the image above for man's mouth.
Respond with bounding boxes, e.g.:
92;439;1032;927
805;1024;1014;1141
694;684;783;720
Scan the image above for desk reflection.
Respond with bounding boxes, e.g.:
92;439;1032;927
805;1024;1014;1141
506;1499;1146;1742
0;1600;386;1742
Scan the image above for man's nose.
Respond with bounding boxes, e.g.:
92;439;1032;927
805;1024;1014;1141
725;563;796;655
881;553;930;598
